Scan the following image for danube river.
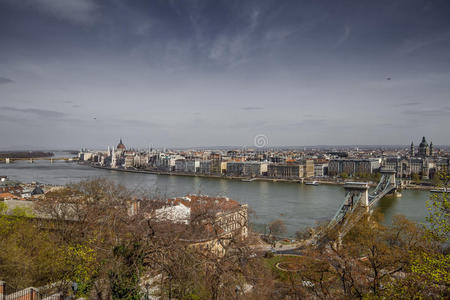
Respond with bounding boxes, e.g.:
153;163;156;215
0;153;430;236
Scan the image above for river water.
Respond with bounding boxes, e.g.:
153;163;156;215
0;152;431;236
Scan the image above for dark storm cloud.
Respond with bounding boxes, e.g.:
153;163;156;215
0;77;13;84
0;106;65;118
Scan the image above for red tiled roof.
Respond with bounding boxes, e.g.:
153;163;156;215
0;192;20;199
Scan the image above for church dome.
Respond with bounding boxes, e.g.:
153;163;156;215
419;136;428;147
117;138;126;150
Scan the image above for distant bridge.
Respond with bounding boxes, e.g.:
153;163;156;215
0;157;77;163
315;169;398;244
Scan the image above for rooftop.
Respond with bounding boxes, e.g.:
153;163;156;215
168;195;241;212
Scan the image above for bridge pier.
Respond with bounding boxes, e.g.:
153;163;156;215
384;190;402;198
5;158;9;164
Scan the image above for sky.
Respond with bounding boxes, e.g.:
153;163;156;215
0;0;449;150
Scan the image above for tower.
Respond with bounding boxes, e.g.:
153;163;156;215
418;136;429;157
410;142;414;156
111;146;116;168
117;138;126;151
430;141;433;156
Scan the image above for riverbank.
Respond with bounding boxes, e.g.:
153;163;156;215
1;158;432;236
88;164;441;191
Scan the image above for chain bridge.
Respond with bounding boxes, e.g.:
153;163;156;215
315;169;398;244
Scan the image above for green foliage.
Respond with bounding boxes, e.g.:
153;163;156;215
426;173;449;243
0;212;67;289
339;172;348;179
109;243;144;300
9;206;34;218
411;172;420;183
0;202;7;214
410;251;450;285
110;271;142;300
431;172;442;186
65;242;100;296
403;172;450;297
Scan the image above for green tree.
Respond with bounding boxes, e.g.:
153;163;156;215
387;173;449;298
426;173;449;242
431;172;442;187
411;172;420;183
0;204;68;289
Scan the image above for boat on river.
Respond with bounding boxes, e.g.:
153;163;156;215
305;181;319;186
430;188;448;193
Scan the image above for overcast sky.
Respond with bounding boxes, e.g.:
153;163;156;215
0;0;449;149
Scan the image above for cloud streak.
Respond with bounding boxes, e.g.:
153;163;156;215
0;106;65;118
402;106;450;117
0;77;13;84
241;106;264;111
335;26;351;47
5;0;98;25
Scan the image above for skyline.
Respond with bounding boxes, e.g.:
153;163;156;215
1;0;450;149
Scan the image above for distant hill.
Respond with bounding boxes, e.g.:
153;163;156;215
0;151;54;158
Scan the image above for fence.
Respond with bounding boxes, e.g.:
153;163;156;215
0;281;64;300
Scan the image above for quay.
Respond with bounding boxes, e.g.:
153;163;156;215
90;164;362;186
88;164;442;192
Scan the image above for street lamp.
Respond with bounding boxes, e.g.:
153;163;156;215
235;286;241;300
145;282;150;300
71;282;78;297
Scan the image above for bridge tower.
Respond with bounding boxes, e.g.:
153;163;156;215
379;169;399;197
327;182;370;233
344;182;370;209
380;169;396;185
